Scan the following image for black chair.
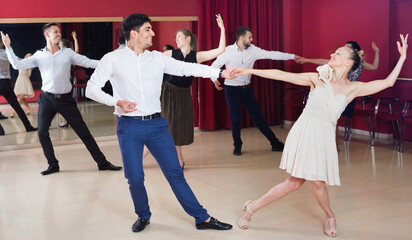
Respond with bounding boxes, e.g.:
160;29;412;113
370;97;402;147
281;88;309;128
399;100;412;152
345;96;374;142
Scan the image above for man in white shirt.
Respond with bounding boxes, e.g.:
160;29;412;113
1;24;122;175
0;41;37;134
86;13;233;233
211;26;299;156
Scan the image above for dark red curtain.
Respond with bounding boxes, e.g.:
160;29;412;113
193;0;284;130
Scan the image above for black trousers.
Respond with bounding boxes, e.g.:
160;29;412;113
225;85;279;148
37;91;107;167
0;78;34;131
0;122;4;135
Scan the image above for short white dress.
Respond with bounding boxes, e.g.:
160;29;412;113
280;66;348;186
14;68;34;98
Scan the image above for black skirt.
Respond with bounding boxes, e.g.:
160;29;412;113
161;81;194;146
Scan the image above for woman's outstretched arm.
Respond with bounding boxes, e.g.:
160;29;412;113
352;34;408;98
235;68;316;87
197;14;226;63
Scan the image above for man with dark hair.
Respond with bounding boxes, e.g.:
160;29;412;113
0;40;37;135
86;13;233;233
1;24;122;175
211;26;300;156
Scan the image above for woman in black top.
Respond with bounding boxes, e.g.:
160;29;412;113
143;14;226;168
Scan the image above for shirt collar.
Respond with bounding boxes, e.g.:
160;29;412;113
124;45;147;57
234;42;250;52
41;46;63;54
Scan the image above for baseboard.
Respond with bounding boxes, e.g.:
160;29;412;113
283;120;393;140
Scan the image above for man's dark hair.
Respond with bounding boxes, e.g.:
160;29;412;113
122;13;151;41
43;23;58;33
236;26;252;40
118;34;125;45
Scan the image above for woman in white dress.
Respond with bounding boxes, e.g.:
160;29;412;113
11;53;34;117
234;34;408;237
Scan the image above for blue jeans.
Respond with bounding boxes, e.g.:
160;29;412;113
117;116;210;224
225;85;279;148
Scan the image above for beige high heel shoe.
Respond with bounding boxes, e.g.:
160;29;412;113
10;112;15;118
238;200;253;229
324;217;337;237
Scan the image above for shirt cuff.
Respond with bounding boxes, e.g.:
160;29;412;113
110;97;118;107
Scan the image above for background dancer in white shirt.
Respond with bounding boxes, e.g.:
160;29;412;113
211;26;300;156
1;24;122;175
0;41;37;134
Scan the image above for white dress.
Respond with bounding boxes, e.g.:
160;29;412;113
14;68;34;98
279;76;348;186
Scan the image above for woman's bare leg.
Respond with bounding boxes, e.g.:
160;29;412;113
241;175;306;222
312;181;336;237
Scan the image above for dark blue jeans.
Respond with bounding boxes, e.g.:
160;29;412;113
225;85;279;148
117;116;210;223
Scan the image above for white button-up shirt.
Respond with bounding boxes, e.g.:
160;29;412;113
6;47;98;94
211;43;295;86
86;47;220;117
0;49;11;79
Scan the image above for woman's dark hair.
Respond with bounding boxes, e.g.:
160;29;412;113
177;29;198;52
345;41;361;51
346;45;361;72
122;13;151;41
236;26;252;40
60;39;73;50
164;44;174;51
118;34;125;45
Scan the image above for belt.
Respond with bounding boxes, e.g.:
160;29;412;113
123;113;161;121
232;83;252;88
44;91;72;99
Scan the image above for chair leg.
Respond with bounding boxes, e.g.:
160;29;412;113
371;117;377;146
399;119;405;152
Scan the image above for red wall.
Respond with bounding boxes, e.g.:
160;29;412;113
1;0;197;18
392;0;412;78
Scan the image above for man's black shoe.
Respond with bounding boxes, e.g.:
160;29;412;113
26;126;38;132
271;141;285;151
98;162;122;171
233;147;242;156
0;114;8;120
41;166;60;175
132;218;150;232
196;217;233;230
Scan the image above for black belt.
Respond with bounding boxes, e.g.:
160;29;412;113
232;83;252;88
44;91;72;99
123;113;161;121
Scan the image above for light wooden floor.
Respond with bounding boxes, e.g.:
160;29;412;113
0;102;411;240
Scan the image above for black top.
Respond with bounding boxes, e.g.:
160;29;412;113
164;49;197;88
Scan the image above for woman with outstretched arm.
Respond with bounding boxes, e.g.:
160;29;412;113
234;34;408;238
